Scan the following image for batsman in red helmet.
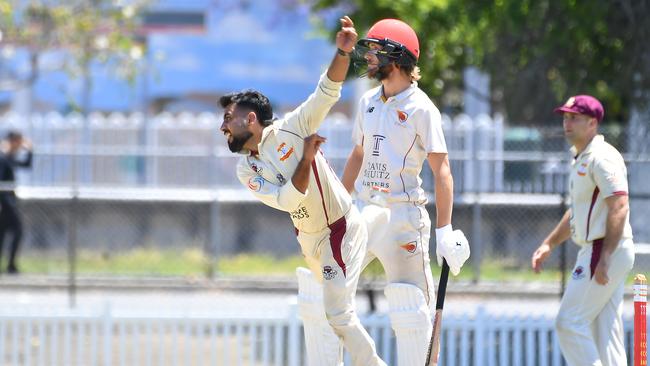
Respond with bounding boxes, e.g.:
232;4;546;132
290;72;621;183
342;18;470;366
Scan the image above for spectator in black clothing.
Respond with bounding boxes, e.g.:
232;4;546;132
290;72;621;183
0;131;32;274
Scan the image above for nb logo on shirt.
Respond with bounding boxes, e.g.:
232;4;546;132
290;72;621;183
367;106;375;113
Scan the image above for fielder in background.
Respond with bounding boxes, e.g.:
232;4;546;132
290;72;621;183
341;18;470;366
532;95;635;366
0;131;33;274
219;16;386;366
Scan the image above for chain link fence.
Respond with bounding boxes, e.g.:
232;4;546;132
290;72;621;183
0;111;648;279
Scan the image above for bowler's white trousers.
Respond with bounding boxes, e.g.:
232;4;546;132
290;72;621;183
556;238;635;366
296;205;383;366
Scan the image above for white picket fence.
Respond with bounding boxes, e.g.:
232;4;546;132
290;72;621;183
1;110;648;195
0;304;642;366
0;111;574;193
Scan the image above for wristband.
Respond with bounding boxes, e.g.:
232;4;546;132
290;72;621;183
337;48;351;57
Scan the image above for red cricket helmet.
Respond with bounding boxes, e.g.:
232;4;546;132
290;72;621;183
358;19;419;65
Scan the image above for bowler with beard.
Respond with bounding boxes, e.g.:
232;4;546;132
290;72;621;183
218;16;386;366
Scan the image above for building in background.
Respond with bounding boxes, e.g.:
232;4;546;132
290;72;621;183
0;0;355;115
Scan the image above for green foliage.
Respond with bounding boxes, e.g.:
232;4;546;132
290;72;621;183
0;1;14;39
309;0;650;124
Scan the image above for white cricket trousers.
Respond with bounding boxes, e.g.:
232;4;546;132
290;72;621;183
297;205;383;366
556;238;635;366
359;201;436;305
358;200;436;366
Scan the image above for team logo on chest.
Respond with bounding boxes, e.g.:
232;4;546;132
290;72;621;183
276;142;295;161
372;135;385;156
367;106;375;113
577;163;588;176
396;110;409;123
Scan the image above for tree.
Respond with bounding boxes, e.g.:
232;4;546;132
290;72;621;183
0;0;148;114
310;0;650;124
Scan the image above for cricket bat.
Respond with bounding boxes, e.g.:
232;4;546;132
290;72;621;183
425;259;450;366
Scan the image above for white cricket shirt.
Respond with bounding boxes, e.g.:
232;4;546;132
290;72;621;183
236;74;352;234
568;135;633;245
352;83;447;204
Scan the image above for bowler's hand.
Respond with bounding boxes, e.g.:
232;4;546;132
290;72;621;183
336;16;357;53
531;243;552;273
302;134;326;163
593;255;610;285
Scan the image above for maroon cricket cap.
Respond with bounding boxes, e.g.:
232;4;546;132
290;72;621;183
554;95;604;122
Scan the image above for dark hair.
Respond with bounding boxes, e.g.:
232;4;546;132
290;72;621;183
5;130;22;141
219;90;274;127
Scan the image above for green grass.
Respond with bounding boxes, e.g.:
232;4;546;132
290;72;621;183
17;249;567;282
217;253;306;275
20;248;210;276
361;257;564;283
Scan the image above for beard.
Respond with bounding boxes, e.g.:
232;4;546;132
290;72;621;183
228;131;253;153
368;63;394;81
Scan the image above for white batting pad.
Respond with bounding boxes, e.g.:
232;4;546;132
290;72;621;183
384;283;433;366
296;267;343;366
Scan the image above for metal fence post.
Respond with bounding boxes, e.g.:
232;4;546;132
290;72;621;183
459;115;474;193
471;118;483;283
494;114;505;192
559;190;568;298
206;117;221;278
476;115;492;192
149;114;159;186
67;125;80;308
207;199;221;278
472;196;482;283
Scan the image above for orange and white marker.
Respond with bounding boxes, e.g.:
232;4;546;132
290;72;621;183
635;274;647;366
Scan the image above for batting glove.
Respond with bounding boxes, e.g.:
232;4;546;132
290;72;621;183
435;225;470;276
